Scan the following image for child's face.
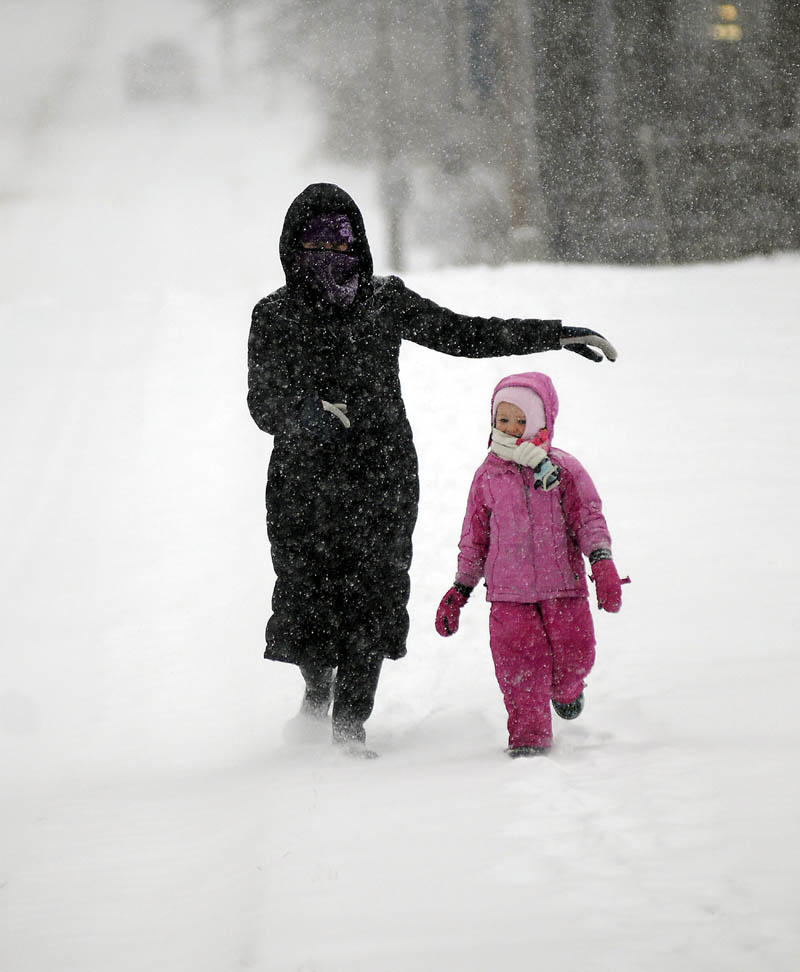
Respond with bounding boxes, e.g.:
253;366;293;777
494;401;527;439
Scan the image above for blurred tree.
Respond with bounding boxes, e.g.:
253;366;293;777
202;0;254;90
243;0;798;265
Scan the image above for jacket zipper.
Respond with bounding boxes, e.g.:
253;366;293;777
519;465;531;511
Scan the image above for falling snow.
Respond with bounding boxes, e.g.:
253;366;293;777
2;2;799;971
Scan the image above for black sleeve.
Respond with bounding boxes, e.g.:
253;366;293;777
385;276;563;358
247;297;304;436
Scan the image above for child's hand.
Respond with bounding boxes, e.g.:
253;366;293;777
435;585;471;637
591;558;623;612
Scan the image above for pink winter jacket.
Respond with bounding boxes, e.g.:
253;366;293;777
455;372;612;603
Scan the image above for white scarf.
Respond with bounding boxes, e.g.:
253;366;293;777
489;428;547;468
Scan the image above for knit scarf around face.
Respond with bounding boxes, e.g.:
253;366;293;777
490;428;537;463
490;428;561;490
297;250;360;307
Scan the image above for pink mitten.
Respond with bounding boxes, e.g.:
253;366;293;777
592;558;623;613
435;586;470;637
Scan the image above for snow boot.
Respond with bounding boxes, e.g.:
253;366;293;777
334;738;380;760
299;661;335;715
328;650;383;758
552;691;585;721
332;720;379;759
506;745;549;758
283;665;335;744
299;690;332;720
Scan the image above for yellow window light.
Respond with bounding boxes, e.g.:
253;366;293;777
712;22;743;41
717;4;739;22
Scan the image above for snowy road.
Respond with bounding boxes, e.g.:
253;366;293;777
2;3;800;971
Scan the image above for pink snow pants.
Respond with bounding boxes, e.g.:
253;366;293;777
488;598;596;749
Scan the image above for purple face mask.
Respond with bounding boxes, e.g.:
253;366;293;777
298;250;360;306
297;213;360;306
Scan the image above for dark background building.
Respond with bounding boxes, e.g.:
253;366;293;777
525;0;800;263
256;0;800;266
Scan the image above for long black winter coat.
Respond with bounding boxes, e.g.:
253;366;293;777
248;183;563;669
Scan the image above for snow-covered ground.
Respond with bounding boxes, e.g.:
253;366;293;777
2;3;799;970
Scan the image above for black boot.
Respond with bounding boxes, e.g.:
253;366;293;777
552;691;585;721
331;651;383;758
506;746;549;758
299;661;335;718
332;720;379;759
283;661;334;744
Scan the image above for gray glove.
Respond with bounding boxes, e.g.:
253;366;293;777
300;397;348;442
321;401;351;428
560;326;617;362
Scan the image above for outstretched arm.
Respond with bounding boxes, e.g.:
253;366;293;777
387;277;616;362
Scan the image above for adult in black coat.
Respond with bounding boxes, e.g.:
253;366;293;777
247;182;616;754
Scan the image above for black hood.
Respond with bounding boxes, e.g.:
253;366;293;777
279;183;373;294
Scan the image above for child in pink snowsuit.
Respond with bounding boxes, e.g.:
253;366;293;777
435;371;624;757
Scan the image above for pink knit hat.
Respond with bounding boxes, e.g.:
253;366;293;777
492;386;547;442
